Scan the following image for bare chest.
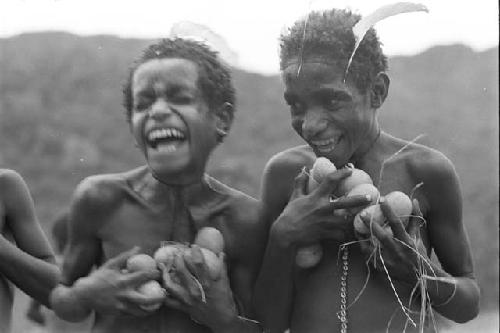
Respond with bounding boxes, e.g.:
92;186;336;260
97;202;195;260
292;242;429;333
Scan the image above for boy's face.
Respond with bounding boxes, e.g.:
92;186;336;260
282;59;375;167
131;58;218;184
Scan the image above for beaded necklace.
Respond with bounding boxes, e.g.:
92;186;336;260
337;246;349;333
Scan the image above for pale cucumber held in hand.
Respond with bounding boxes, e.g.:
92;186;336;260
126;253;157;272
137;280;166;311
354;191;412;237
335;165;373;197
194;226;225;254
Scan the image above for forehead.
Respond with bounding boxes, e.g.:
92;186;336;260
282;60;349;94
132;58;199;92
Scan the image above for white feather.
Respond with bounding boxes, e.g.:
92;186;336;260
169;21;238;67
345;2;429;79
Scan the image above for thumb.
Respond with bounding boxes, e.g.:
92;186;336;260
216;252;230;282
290;167;308;200
407;199;423;240
123;269;161;288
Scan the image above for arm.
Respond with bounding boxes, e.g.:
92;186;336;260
50;178;105;321
360;154;480;323
50;178;162;322
422;156;480;322
0;170;59;307
252;158;299;333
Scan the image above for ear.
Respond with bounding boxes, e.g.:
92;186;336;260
213;102;234;142
370;72;390;109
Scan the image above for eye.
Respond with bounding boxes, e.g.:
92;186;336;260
325;98;342;111
285;98;304;112
170;94;194;105
134;97;153;111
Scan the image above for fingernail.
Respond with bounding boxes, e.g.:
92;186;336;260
379;197;385;204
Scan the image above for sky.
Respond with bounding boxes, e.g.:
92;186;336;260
0;0;498;74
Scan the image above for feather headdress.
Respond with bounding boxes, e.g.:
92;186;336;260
344;2;429;80
169;21;238;67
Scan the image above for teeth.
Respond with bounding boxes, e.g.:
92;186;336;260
157;144;177;153
311;137;339;153
311;138;336;146
147;128;185;141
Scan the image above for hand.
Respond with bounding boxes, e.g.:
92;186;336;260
72;247;163;316
274;168;373;246
26;300;46;325
358;198;428;285
161;245;239;331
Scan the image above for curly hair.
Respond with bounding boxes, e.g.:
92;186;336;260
123;38;235;123
280;9;388;93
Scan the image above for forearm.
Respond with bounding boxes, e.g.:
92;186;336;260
423;263;480;323
50;283;93;322
0;241;59;307
253;221;296;333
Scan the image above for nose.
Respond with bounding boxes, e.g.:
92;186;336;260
149;99;173;121
302;109;327;139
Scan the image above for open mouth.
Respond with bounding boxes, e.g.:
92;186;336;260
311;135;342;153
146;127;187;153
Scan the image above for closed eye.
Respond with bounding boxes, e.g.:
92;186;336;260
169;94;194;105
284;93;304;112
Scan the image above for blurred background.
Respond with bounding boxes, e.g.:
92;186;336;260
1;0;498;332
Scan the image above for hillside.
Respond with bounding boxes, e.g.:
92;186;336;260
0;33;498;313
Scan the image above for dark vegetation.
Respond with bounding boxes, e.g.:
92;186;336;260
0;33;497;312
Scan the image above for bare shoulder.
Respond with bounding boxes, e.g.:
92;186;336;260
403;142;458;186
0;168;26;189
389;139;461;219
0;169;32;205
264;145;315;178
206;176;259;225
70;168;145;220
262;145;315;197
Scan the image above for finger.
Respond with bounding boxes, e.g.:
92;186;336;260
118;300;156;317
379;197;407;240
104;246;141;269
359;239;374;254
407;199;423;239
330;194;372;211
162;271;192;306
367;220;397;252
122;269;161;287
290;167;309;200
217;252;230;283
315;168;352;197
173;253;203;301
163;294;185;310
121;289;166;306
183;245;210;286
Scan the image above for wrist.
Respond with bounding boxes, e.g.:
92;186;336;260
270;216;296;249
71;277;94;310
50;283;91;322
212;313;240;333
